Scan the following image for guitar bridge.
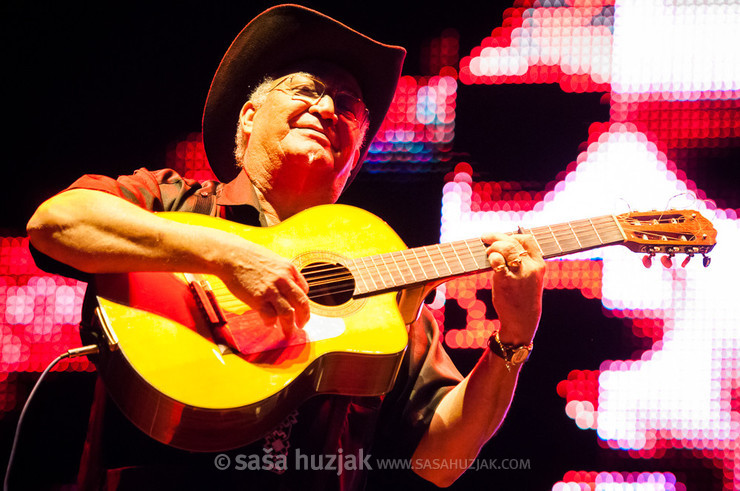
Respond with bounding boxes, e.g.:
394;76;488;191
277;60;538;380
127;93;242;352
185;274;227;326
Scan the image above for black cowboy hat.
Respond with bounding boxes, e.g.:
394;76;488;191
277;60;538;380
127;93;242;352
202;4;406;184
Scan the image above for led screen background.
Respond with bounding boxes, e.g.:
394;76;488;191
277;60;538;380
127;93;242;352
2;1;739;489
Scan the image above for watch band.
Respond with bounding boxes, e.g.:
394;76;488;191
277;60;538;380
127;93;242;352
488;331;533;371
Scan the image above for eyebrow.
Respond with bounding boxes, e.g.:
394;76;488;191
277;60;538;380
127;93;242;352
296;72;363;99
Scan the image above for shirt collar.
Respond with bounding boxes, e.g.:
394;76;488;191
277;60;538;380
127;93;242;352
215;169;268;226
215;170;261;207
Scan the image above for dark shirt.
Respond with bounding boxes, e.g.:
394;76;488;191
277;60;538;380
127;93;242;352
31;168;463;490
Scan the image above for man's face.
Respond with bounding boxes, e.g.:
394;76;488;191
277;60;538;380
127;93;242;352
240;63;367;206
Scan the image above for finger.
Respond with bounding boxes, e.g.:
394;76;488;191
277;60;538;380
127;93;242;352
257;304;278;329
482;232;540;255
519;234;543;260
290;264;310;293
506;250;529;272
278;279;311;329
488;250;509;274
278;309;296;337
480;232;509;245
484;235;528;267
271;296;297;337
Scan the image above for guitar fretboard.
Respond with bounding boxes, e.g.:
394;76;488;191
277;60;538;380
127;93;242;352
349;215;626;296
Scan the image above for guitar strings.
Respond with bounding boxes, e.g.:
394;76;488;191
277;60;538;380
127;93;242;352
302;263;355;300
218;216;703;306
219;215;695;304
302;218;619;297
302;214;692;301
301;239;488;300
302;213;683;299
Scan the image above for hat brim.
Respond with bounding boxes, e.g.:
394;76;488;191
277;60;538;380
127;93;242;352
202;4;406;184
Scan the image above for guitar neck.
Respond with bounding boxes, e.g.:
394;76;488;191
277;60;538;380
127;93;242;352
350;214;626;296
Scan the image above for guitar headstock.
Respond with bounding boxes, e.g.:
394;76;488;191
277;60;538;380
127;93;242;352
617;210;717;266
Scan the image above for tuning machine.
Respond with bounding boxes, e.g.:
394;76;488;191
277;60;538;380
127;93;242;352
661;253;674;268
660;247;691;268
702;254;711;268
642;249;656;268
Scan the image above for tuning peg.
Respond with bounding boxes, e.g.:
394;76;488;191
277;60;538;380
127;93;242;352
703;255;711;267
681;256;691;268
642;255;653;268
661;255;673;268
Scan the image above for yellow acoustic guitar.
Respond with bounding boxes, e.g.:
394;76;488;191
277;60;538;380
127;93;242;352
89;204;716;452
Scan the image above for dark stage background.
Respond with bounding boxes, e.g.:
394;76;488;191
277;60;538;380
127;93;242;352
3;1;739;489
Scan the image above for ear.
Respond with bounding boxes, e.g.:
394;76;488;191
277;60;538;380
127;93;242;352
339;147;362;185
347;148;362;173
239;101;257;138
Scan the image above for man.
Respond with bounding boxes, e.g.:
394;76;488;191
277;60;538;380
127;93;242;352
26;5;545;490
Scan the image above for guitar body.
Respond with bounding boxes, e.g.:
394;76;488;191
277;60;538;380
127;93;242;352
88;203;716;452
91;205;410;452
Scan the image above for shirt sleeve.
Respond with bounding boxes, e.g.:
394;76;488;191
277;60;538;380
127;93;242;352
372;306;463;460
29;168;219;278
65;168;219;214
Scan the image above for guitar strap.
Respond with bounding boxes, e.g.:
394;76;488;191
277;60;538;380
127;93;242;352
192;192;216;216
311;395;353;489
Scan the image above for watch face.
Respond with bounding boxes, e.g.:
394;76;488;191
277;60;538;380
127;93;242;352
511;348;530;364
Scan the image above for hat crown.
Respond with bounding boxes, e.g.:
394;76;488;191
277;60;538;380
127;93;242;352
202;4;406;184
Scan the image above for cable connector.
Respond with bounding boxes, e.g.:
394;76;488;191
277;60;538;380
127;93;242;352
66;344;100;359
4;343;100;491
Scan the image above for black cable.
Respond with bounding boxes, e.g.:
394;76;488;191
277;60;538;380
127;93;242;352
3;345;99;491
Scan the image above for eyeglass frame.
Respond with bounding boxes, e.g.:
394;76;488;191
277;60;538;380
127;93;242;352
267;73;370;128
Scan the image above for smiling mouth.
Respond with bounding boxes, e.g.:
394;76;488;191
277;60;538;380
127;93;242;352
296;127;333;146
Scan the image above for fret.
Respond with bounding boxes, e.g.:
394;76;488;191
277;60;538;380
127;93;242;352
461;239;479;271
350;215;631;295
359;256;380;291
551;224;580;253
450;242;477;272
387;251;408;286
380;252;404;288
409;248;430;281
588;218;604;245
441;242;466;274
546;225;564;254
530;227;562;258
607;215;628;242
462;239;489;271
434;244;454;277
349;258;370;295
520;227;545;257
569;220;601;249
596;216;620;240
369;255;390;289
463;242;481;269
398;249;419;283
387;252;408;288
526;221;571;258
526;215;627;259
589;216;620;244
423;247;441;278
567;222;583;249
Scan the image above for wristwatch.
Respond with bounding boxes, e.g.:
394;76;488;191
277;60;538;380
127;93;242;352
488;331;533;371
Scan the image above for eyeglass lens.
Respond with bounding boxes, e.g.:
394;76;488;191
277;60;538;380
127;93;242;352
285;76;367;124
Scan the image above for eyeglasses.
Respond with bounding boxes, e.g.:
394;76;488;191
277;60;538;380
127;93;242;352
269;74;369;127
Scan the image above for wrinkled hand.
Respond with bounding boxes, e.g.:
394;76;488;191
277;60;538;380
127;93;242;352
482;232;545;345
219;242;310;336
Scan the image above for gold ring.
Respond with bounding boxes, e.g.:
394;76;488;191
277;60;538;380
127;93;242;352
494;264;508;273
508;257;523;269
518;250;529;257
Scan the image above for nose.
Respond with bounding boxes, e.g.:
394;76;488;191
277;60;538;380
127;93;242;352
309;94;339;124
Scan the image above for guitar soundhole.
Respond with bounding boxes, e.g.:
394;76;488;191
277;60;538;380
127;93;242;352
302;261;355;307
